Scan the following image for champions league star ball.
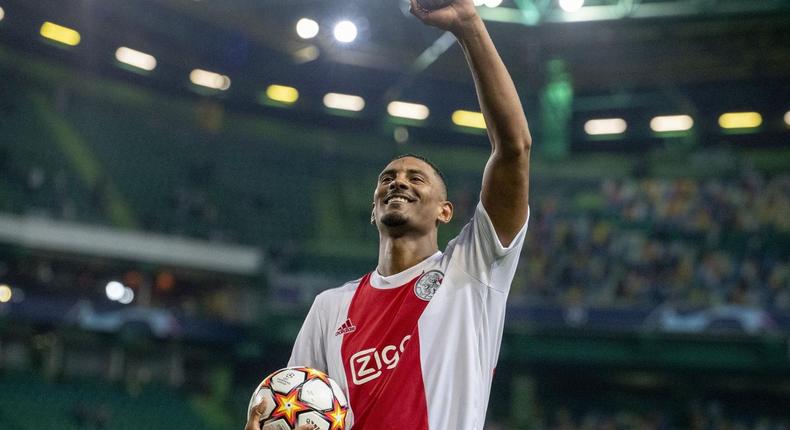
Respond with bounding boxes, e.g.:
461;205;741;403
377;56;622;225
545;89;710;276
248;366;349;430
416;0;455;11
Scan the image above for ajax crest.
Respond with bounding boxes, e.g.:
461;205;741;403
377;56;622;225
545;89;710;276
414;270;443;301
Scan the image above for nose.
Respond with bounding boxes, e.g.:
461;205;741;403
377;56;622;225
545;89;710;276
388;176;409;191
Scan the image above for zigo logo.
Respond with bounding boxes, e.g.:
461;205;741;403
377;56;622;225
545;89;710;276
349;335;411;386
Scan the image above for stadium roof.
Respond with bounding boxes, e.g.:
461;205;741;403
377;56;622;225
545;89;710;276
1;0;789;147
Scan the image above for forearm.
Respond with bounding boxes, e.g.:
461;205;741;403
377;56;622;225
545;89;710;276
454;17;532;155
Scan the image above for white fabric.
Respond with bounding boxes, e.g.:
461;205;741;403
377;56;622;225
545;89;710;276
289;202;529;429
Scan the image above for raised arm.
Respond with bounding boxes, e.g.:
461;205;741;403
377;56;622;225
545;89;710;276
411;0;531;247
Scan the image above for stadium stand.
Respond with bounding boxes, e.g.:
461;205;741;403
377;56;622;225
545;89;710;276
0;40;788;430
0;371;209;430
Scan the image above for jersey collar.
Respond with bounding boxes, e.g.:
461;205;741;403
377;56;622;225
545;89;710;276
370;252;443;290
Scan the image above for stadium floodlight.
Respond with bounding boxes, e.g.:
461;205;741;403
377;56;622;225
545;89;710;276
296;18;320;39
394;126;410;144
115;47;157;71
323;92;365;112
452;110;487;129
387;101;430;121
650;115;694;133
0;284;11;303
266;84;300;104
190;69;231;91
119;287;135;305
718;112;762;129
333;20;358;43
105;281;125;301
559;0;585;12
784;111;790;127
40;21;81;46
584;118;627;135
293;45;320;63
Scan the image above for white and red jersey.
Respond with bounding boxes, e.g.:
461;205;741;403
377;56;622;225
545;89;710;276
288;202;529;430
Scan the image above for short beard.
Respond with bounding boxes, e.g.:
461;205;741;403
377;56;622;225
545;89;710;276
380;212;409;227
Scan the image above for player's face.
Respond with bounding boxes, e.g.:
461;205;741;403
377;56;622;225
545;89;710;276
372;157;452;234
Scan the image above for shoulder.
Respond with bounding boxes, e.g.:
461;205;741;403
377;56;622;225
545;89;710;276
313;277;363;307
452;201;529;252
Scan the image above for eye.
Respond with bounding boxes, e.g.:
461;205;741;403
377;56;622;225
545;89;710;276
410;176;425;183
380;176;393;184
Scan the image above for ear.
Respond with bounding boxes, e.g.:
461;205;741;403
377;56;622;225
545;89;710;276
370;203;376;225
437;201;453;225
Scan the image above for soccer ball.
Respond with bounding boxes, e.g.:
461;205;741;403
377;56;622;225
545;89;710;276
248;366;350;430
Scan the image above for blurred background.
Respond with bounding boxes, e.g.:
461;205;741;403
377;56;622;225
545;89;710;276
0;0;789;429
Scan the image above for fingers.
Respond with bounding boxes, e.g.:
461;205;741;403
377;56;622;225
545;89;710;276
409;0;430;19
249;397;270;420
245;397;273;430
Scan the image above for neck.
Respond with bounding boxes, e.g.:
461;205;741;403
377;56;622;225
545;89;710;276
377;231;439;276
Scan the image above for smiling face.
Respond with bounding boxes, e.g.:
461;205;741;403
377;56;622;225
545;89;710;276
372;156;453;237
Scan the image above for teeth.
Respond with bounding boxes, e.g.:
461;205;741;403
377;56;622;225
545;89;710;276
389;197;407;204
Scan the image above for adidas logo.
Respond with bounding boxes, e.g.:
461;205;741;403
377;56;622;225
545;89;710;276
335;318;356;336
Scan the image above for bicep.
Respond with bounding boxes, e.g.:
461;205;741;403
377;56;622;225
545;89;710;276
480;149;530;247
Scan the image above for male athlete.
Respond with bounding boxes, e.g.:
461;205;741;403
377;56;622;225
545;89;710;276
247;0;531;428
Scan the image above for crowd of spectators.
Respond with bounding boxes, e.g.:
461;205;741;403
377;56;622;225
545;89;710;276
2;150;788;314
600;172;790;234
511;173;790;312
524;401;789;430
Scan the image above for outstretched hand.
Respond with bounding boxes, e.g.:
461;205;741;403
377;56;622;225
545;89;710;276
246;396;312;430
409;0;481;35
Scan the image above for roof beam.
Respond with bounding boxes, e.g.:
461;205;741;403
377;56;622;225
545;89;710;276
479;0;790;25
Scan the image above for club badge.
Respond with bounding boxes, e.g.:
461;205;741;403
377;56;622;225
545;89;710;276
414;270;444;301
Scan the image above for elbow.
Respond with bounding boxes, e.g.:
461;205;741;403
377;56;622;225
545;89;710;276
520;127;533;151
498;132;532;158
521;133;533;151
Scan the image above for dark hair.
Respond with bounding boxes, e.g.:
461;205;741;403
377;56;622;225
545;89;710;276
391;153;447;192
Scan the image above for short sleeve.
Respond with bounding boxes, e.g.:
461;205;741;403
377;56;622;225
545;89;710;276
444;201;529;289
287;294;328;372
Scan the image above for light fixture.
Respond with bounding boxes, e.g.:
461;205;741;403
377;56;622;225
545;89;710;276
105;281;125;301
0;284;11;303
115;47;157;71
333;20;358;43
584;118;627;135
40;21;81;46
293;45;320;63
452;110;487;129
266;85;299;104
190;69;231;91
387;101;430;121
559;0;585;12
783;111;790;127
296;18;319;39
394;127;409;144
323;92;365;112
650;115;694;133
119;287;135;305
718;112;762;129
0;6;5;22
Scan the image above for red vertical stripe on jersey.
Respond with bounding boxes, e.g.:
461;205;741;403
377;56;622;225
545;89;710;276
340;273;430;430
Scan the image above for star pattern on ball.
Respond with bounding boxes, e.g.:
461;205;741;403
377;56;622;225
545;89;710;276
304;367;330;383
271;391;309;427
324;400;347;430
